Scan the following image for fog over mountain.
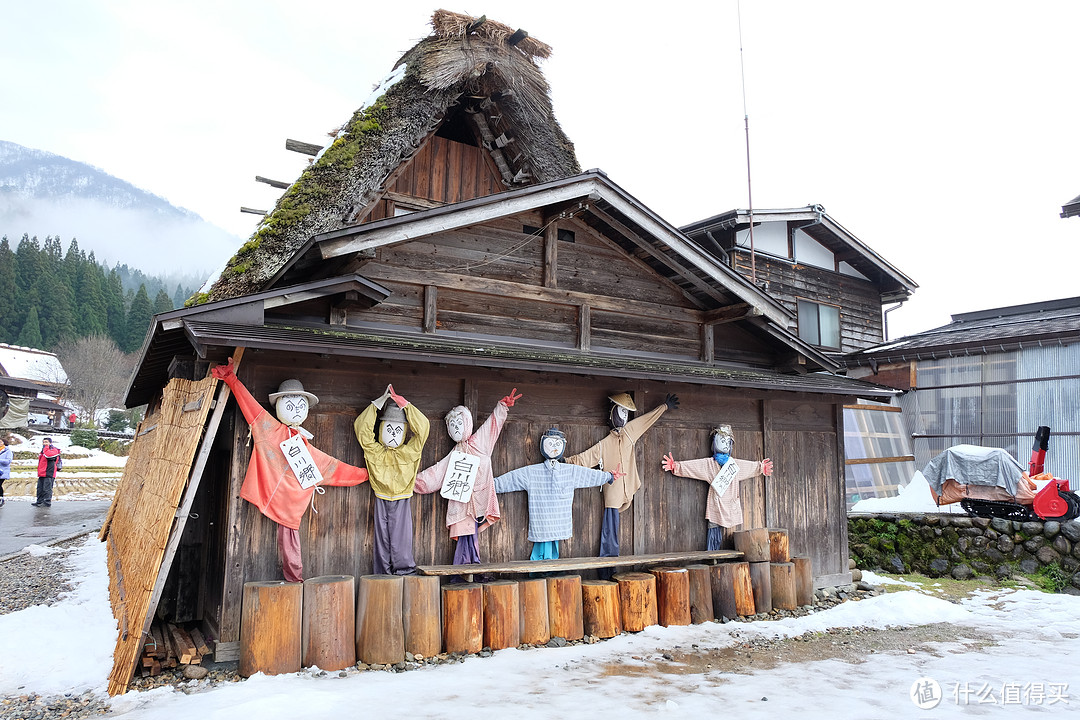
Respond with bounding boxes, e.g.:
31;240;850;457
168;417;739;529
0;140;242;277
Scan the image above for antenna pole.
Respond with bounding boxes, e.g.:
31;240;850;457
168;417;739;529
737;0;756;283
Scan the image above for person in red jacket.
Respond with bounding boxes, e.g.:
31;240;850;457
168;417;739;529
211;358;369;582
32;437;62;507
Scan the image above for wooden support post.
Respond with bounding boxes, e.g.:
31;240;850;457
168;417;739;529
518;578;550;646
581;580;621;638
649;566;691;627
546;575;584;641
768;528;791;563
792;556;814;606
423;285;438;334
442;583;483;654
770;562;797;611
732;528;771;563
684;564;714;624
403;575;442;658
748;561;772;614
302;575;355;671
238;581;302;678
482;580;521;651
613;572;657;632
356;575;405;665
543;223;558;288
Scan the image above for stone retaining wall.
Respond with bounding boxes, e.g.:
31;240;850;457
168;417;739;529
848;513;1080;593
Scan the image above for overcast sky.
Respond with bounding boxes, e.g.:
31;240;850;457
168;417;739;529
3;0;1078;338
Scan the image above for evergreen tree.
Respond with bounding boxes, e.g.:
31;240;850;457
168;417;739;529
173;283;187;309
75;259;108;336
152;288;173;315
105;269;126;347
124;284;153;352
16;306;44;349
62;238;82;286
0;238;17;343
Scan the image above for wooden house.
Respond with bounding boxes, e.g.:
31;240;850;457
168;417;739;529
681;206;918;354
105;10;899;691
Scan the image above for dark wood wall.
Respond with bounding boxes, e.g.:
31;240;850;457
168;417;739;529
197;350;847;646
362;136;505;223
733;252;885;353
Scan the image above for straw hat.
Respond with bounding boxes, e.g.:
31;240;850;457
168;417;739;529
608;392;636;412
268;378;319;406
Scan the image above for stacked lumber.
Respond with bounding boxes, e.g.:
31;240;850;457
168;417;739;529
138;621;212;676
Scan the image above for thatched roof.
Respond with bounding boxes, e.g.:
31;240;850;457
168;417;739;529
202;9;580;304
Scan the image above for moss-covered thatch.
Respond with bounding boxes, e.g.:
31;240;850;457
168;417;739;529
203;9;580;304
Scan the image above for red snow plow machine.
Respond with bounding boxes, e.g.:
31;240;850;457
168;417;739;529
923;426;1080;522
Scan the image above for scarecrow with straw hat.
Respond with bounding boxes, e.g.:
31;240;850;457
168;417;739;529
211;358;369;582
565;391;678;558
661;424;773;549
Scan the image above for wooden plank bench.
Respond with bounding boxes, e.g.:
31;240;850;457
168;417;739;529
417;550;743;582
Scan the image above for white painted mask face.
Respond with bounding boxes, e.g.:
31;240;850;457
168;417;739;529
612;405;629;429
380;420;406;448
541;434;565;461
712;433;733;456
446;411;466;443
275;394;309;426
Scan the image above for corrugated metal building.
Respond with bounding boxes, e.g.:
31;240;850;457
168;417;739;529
842;296;1080;504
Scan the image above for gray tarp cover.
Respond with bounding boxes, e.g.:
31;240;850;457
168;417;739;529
922;444;1025;496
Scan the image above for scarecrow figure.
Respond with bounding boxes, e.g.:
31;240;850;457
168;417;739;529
354;384;430;575
414;388;523;565
211;358;369;583
566;392;678;556
661;424;773;549
494;428;624;561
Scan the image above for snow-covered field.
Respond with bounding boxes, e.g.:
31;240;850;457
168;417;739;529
1;538;1077;718
3;431;126;500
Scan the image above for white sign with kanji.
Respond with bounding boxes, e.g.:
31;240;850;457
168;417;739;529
710;457;740;498
280;433;324;489
440;450;481;503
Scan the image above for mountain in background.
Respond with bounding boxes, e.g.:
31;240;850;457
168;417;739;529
0;140;240;278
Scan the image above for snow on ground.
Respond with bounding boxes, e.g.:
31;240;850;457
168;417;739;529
1;537;1077;718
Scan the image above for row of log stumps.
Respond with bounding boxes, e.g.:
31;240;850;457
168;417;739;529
237;529;815;677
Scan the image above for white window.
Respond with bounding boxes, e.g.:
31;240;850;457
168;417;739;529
797;299;840;349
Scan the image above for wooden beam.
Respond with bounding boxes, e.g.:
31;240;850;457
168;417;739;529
700;323;714;363
543;224;558;288
702;304;763;326
255;176;290;189
578;304;591;351
361;263;704;324
846;455;916;465
240;207;267;216
423;285;438;334
285;139;322;156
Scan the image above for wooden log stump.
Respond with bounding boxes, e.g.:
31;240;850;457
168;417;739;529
483;580;521;651
612;572;657;632
792;555;814;607
239;581;302;678
301;575;355;671
442;583;483;654
770;562;797;611
684;564;714;624
649;566;691;627
518;578;550;646
581;580;621;638
356;575;405;665
547;575;584;641
748;561;772;614
403;574;442;659
768;528;790;563
714;562;755;617
732;528;771;562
